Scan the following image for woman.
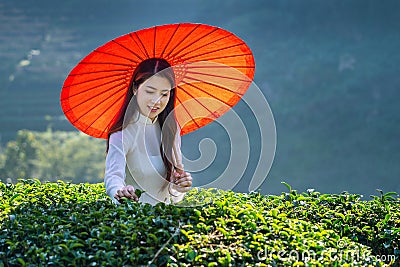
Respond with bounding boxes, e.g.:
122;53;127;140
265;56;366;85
104;58;192;205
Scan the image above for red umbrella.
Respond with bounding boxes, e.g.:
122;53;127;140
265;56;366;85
61;23;255;138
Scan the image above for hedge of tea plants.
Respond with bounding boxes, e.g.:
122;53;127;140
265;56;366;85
0;179;399;266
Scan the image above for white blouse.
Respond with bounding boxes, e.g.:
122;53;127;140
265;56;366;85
104;112;185;205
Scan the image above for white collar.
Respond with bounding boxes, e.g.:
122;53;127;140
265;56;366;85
137;112;158;125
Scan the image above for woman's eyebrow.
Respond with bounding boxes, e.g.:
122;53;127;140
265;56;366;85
146;85;171;92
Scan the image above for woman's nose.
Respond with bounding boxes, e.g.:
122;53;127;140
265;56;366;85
151;96;162;104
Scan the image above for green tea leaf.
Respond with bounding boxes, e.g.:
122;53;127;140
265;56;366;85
135;188;144;198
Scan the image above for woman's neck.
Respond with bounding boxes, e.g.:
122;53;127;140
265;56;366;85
137;112;158;124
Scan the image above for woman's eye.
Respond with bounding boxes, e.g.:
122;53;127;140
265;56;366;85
162;93;169;97
145;90;154;94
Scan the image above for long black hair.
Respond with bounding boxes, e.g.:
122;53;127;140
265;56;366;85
106;58;177;182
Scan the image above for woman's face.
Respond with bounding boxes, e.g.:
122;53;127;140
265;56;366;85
135;75;172;121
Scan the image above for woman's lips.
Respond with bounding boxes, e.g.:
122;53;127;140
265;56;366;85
148;106;159;112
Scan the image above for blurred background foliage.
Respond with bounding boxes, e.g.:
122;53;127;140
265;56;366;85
0;130;105;184
0;0;399;195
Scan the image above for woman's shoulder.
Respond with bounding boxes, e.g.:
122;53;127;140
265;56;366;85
109;126;137;143
122;123;141;145
109;131;123;144
108;126;138;152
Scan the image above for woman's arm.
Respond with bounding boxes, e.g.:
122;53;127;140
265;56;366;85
104;131;125;203
169;127;193;203
105;131;139;204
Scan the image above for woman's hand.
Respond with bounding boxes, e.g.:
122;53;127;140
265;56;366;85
114;185;139;203
171;170;193;193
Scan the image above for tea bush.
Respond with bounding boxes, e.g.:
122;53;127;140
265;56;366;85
0;179;399;266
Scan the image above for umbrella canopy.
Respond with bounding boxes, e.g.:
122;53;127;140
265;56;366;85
61;23;255;138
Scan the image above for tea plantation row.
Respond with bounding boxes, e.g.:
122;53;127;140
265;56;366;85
0;179;399;266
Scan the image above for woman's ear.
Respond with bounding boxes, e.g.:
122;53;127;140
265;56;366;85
131;83;138;96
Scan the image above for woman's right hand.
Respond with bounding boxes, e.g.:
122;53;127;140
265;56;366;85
114;185;139;203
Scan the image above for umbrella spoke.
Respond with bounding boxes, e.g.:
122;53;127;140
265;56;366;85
176;85;218;118
128;33;147;60
99;105;123;138
153;26;156;58
187;64;255;69
93;49;140;64
77;89;126;129
169;26;219;59
182;42;245;62
133;32;151;59
68;69;128;76
63;81;126;112
181;75;245;96
83;93;125;133
181;79;242;105
185;52;253;62
175;93;200;129
111;39;145;61
175;34;232;60
185;70;251;83
164;24;200;59
62;73;126;93
80;61;133;67
62;82;124;106
159;24;180;58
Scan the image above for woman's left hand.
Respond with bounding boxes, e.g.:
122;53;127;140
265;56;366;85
171;170;192;193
